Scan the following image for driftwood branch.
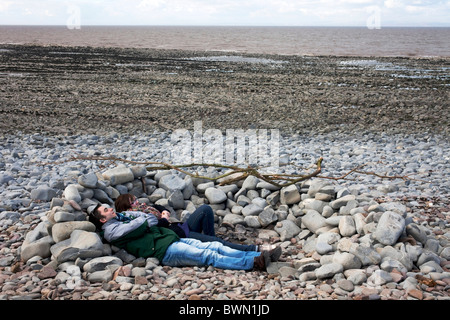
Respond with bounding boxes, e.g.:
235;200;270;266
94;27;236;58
41;155;430;187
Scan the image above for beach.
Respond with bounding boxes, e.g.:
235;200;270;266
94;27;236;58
0;44;449;302
0;44;448;136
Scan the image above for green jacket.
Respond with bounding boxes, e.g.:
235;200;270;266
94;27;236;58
109;220;180;261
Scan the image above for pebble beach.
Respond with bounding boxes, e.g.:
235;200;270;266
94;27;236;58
0;44;449;302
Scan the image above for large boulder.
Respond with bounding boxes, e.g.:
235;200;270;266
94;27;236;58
274;220;301;239
375;211;405;246
64;184;81;203
205;187;227;204
51;221;96;243
50;230;104;263
102;166;135;185
159;174;186;191
78;172;98;189
280;184;301;205
301;210;328;234
21;221;54;262
31;186;57;202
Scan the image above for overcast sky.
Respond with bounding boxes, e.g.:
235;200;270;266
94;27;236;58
0;0;449;27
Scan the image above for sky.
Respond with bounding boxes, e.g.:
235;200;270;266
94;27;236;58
0;0;449;27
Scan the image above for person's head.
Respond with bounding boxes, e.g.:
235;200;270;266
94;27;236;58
88;204;116;229
114;194;137;213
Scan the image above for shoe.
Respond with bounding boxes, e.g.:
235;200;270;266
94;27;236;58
253;251;271;271
259;245;282;262
268;246;282;262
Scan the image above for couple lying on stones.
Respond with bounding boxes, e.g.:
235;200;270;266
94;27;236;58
87;194;281;272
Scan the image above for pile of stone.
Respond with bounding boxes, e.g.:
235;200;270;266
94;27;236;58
19;164;450;299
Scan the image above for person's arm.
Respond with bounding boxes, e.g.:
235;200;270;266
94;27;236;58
102;216;148;242
153;204;169;213
131;202;166;219
122;210;159;227
157;218;170;227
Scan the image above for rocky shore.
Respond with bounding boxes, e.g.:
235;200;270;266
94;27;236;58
0;45;449;301
0;131;449;301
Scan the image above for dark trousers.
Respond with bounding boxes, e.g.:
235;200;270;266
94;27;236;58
186;204;257;252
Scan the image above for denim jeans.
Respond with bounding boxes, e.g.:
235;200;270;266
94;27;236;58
161;238;261;270
189;231;257;252
187;204;216;236
186;204;258;252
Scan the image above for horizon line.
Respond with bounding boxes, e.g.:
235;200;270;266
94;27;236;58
1;24;449;28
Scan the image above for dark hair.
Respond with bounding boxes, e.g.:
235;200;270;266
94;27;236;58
114;194;134;213
88;204;104;230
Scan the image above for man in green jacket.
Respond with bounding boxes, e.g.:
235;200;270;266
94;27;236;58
89;204;272;271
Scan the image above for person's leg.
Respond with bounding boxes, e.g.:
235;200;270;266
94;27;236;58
186;204;216;236
193;236;282;263
181;238;260;259
189;231;258;251
161;238;260;270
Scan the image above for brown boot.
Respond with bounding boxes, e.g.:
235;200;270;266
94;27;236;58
253;251;271;271
259;245;282;262
268;246;282;262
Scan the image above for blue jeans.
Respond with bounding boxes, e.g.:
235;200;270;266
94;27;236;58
187;204;258;252
162;238;261;270
187;204;217;236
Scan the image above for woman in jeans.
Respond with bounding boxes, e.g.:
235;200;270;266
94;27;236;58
114;194;278;254
88;204;273;271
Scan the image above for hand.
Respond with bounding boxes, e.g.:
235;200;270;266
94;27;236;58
161;210;171;220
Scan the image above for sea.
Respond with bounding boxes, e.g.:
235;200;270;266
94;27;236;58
0;25;449;57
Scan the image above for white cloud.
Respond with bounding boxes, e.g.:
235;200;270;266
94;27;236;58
0;0;13;12
406;5;423;13
0;0;448;26
138;0;166;9
384;0;403;8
